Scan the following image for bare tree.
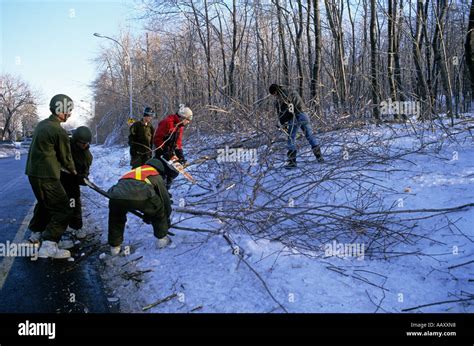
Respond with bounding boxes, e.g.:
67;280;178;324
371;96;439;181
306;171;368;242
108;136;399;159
0;74;38;140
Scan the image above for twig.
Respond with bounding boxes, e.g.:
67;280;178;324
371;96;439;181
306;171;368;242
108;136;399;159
142;293;178;311
402;297;474;312
447;260;474;270
121;256;144;267
221;231;288;313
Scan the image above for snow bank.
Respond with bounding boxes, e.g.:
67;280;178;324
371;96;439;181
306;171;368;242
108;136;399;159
83;118;474;313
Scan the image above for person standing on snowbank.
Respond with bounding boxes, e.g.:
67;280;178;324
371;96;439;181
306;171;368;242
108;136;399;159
107;158;172;255
129;107;155;169
25;94;77;259
153;104;193;189
269;84;324;168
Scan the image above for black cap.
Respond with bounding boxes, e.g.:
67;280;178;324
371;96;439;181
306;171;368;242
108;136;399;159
143;107;155;117
269;84;280;95
72;126;92;143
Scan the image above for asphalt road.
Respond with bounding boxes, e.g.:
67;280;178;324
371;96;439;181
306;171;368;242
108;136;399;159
0;153;110;313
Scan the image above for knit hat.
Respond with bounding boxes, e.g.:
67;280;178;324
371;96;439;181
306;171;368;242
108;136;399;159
178;104;193;120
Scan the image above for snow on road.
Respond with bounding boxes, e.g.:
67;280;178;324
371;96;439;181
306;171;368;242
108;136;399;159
82;119;474;313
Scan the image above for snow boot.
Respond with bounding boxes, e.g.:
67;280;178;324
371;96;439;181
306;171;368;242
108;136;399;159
28;231;42;245
73;229;87;239
312;146;324;163
110;246;121;256
284;150;297;169
38;241;71;259
156;236;171;249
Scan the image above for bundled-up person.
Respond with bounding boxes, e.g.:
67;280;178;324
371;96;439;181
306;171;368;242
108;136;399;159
26;94;77;259
269;84;324;168
60;126;93;240
107;158;172;255
129;107;155;169
153;105;193;189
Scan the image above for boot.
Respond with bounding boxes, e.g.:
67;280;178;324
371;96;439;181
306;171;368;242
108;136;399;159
156;236;171;249
284;150;297;169
73;228;87;239
58;239;74;250
38;240;71;259
312;146;324;163
110;245;121;256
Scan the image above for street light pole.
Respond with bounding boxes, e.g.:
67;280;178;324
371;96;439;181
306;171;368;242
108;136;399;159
93;33;133;119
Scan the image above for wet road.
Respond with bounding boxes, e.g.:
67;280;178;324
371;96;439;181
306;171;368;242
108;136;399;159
0;153;110;312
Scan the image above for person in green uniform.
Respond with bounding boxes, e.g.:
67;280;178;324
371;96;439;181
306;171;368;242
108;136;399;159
25;94;77;259
60;126;93;240
107;158;172;255
129;107;155;169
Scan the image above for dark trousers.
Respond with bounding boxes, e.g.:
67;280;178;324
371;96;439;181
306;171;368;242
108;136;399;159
28;176;72;242
108;196;169;247
61;174;83;230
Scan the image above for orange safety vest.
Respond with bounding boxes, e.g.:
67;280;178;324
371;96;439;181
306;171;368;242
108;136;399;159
120;165;159;185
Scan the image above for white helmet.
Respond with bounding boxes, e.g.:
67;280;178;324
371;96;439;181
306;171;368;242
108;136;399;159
178;104;193;121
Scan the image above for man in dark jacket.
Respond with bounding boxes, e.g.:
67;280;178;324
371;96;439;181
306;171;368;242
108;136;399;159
269;84;324;168
60;126;93;239
153;105;192;189
107;158;172;255
129;107;155;168
26;94;77;259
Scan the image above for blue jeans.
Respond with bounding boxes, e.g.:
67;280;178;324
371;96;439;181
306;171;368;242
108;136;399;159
287;112;319;152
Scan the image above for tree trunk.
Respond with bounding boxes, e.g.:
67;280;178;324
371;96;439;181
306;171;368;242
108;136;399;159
465;0;474;100
311;0;322;115
370;0;380;121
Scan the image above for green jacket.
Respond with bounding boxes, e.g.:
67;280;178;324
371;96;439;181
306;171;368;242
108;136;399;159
25;114;76;179
108;173;172;219
129;121;154;155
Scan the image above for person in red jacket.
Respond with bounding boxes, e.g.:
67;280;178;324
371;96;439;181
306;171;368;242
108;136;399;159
153;105;193;189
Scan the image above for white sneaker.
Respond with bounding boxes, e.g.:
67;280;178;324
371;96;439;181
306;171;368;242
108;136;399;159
28;231;42;244
110;246;121;256
73;229;87;239
38;241;71;259
58;239;74;250
156;236;171;249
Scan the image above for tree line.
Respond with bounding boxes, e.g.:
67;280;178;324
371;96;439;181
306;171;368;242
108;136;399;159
89;0;474;143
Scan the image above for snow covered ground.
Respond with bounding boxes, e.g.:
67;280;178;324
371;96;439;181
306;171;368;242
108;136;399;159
82;117;474;313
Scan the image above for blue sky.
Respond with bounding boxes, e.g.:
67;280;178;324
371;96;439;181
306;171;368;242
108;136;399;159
0;0;143;127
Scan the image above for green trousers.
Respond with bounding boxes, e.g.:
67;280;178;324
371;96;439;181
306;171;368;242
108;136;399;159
61;174;83;230
108;196;169;247
28;176;72;242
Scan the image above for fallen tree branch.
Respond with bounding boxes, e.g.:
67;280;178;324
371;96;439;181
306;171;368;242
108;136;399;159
142;293;178;311
401;297;474;312
221;231;288;313
447;260;474;270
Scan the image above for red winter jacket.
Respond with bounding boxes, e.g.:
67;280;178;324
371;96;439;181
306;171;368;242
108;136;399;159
153;114;184;151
